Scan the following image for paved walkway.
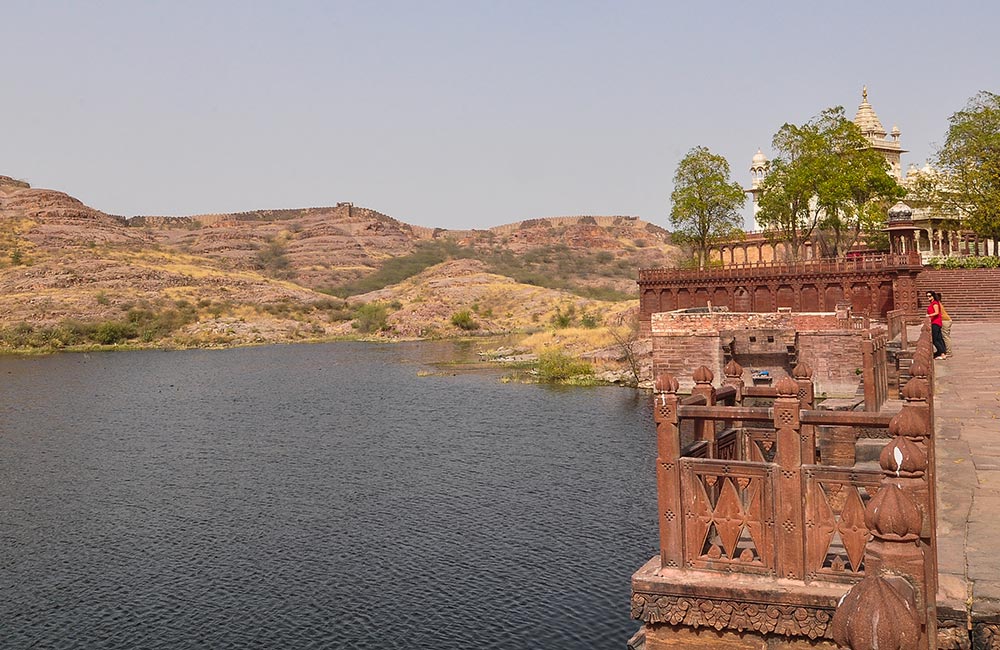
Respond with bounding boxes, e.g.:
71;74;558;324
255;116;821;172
933;322;1000;624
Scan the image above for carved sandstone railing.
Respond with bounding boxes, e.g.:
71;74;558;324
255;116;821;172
832;324;938;649
861;332;889;411
638;339;937;647
886;308;924;349
638;253;923;284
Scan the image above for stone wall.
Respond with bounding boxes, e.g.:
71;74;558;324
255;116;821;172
638;254;924;335
917;268;1000;321
651;311;866;397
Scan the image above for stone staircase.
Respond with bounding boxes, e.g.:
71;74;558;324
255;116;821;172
917;268;1000;321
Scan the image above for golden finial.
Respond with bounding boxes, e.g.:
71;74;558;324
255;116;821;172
862;85;868;101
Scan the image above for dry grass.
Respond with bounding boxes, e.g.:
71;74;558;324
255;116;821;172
519;326;618;355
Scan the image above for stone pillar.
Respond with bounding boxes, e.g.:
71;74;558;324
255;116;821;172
691;365;717;456
792;363;815;464
653;373;683;570
773;376;805;580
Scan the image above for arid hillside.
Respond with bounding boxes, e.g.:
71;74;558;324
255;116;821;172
0;175;679;351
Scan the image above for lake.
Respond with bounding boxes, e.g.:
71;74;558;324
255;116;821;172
0;341;658;649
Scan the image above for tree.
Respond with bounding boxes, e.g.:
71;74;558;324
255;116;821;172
932;91;1000;249
756;107;903;259
669;146;746;269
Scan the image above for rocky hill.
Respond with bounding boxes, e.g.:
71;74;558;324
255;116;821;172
0;176;680;351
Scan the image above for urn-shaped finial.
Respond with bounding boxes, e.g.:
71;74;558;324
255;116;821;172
723;359;743;378
864;483;922;540
792;362;813;380
908;357;930;379
901;377;929;402
654;372;679;394
831;575;921;650
887;406;928;440
692;365;714;385
775;376;799;397
879;436;927;477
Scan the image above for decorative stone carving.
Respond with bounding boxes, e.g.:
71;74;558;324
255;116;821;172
792;361;813;379
902;376;930;401
692;365;714;385
831;575;921;649
630;592;833;640
775;376;799;397
879;436;927;477
723;359;743;379
974;623;1000;649
654;372;679;393
865;483;922;540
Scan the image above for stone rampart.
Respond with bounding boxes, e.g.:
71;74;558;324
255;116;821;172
638;253;924;335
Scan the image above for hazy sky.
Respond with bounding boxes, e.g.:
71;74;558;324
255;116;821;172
3;1;998;230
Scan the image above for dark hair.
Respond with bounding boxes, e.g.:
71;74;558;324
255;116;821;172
935;292;943;300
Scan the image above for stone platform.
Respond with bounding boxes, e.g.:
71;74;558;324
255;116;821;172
934;322;1000;644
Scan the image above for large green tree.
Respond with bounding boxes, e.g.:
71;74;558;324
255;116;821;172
756;107;903;260
669;146;746;269
932;91;1000;248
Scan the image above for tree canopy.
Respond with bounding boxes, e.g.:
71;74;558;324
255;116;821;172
933;91;1000;243
755;107;903;259
669;146;746;268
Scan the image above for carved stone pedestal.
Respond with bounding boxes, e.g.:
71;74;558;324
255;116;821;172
632;558;847;650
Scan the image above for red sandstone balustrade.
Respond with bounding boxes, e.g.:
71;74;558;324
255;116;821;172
638;355;938;646
638;253;921;284
831;330;937;650
649;367;907;583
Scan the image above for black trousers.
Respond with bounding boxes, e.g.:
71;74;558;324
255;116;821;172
932;323;947;357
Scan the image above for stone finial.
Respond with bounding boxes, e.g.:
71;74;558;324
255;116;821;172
901;377;929;402
908;357;930;379
864;483;922;540
775;376;799;397
723;359;743;378
887;406;928;440
654;372;679;394
791;362;813;380
879;436;927;477
831;575;921;650
692;365;714;385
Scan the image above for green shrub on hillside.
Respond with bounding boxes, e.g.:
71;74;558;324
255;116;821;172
326;239;638;302
551;305;575;328
352;302;391;334
536;349;592;382
450;310;480;331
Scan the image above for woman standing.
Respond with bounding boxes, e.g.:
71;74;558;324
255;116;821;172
936;292;953;354
927;291;948;359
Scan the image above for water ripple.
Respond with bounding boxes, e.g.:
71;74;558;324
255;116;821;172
0;342;657;649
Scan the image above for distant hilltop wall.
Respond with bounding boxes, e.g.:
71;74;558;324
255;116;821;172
0;176;31;189
128;203;409;230
488;215;650;236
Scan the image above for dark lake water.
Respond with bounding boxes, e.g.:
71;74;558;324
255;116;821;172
0;341;658;649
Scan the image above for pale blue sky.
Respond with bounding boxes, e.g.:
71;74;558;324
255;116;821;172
3;1;997;229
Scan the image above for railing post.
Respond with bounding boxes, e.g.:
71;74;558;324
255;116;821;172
792;362;816;464
833;329;937;650
773;376;805;581
900;373;939;638
722;359;744;406
653;372;684;570
862;334;876;411
691;365;717;457
723;360;745;459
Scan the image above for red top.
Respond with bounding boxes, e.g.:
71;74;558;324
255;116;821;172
927;299;943;326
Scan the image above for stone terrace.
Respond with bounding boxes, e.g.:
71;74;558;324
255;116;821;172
934;321;1000;644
